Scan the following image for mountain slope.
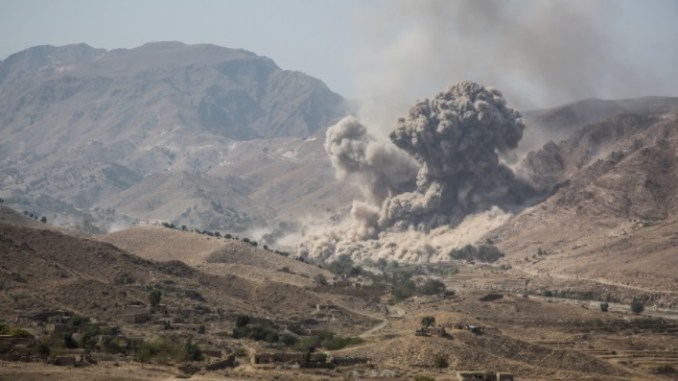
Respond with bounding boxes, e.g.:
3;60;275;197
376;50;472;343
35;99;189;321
519;96;678;152
0;42;352;233
0;218;333;324
491;113;678;292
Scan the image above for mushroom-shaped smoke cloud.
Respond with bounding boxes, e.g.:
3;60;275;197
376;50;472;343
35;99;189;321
300;81;528;262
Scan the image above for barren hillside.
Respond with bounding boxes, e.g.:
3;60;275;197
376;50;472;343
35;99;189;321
0;219;346;324
0;42;353;234
492;113;678;291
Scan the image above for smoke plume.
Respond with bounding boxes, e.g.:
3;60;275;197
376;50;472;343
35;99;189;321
324;116;418;205
349;0;677;126
299;81;530;262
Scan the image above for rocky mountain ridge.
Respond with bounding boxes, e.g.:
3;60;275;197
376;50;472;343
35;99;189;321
0;42;354;236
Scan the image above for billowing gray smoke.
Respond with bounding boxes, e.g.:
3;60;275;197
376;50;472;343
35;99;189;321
299;81;529;262
324;116;419;205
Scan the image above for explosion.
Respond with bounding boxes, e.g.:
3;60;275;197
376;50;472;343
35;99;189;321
299;81;529;262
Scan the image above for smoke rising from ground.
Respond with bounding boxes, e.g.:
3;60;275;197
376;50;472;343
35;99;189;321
299;81;531;262
324;116;418;205
351;0;675;130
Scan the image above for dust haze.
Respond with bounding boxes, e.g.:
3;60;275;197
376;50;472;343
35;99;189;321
353;0;671;131
299;81;534;262
295;0;678;262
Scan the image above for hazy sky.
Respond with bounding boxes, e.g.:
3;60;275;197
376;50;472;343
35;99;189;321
1;0;677;111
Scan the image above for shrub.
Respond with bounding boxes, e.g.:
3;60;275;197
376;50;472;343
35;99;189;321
419;279;446;295
421;316;435;328
183;338;203;361
235;315;250;328
434;354;449;369
479;293;504;302
184;290;206;302
292;331;362;352
36;342;51;356
653;365;677;375
148;290;162;307
414;376;435;381
449;244;504;263
631;300;645;315
64;333;78;348
101;336;126;354
294;336;322;352
449;244;476;260
281;334;298;347
323;336;364;350
0;326;33;338
393;279;417;301
68;315;90;328
314;274;328;287
327;254;355;276
477;245;505;262
79;324;102;349
135;337;202;364
600;302;609;312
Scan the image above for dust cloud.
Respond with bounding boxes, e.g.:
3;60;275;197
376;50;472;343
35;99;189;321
299;81;533;262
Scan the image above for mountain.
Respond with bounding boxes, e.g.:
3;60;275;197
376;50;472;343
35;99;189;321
0;42;355;236
491;107;678;292
0;208;365;326
518;96;678;153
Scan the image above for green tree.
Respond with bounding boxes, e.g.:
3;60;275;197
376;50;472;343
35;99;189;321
64;333;78;348
600;302;609;312
37;342;51;356
149;290;162;307
421;316;435;328
449;244;477;260
419;278;446;295
328;254;355;276
314;273;328;287
235;314;250;328
183;337;202;361
631;300;645;315
477;245;505;262
376;258;388;271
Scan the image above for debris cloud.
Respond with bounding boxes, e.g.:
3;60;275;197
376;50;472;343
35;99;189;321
300;81;530;262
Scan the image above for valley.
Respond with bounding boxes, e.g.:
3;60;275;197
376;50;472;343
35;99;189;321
1;206;677;380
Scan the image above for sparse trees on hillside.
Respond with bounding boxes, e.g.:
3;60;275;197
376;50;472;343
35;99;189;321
327;254;363;277
449;244;505;263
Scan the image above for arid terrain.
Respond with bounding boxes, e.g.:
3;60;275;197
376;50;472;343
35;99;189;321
1;36;677;381
2;203;677;381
